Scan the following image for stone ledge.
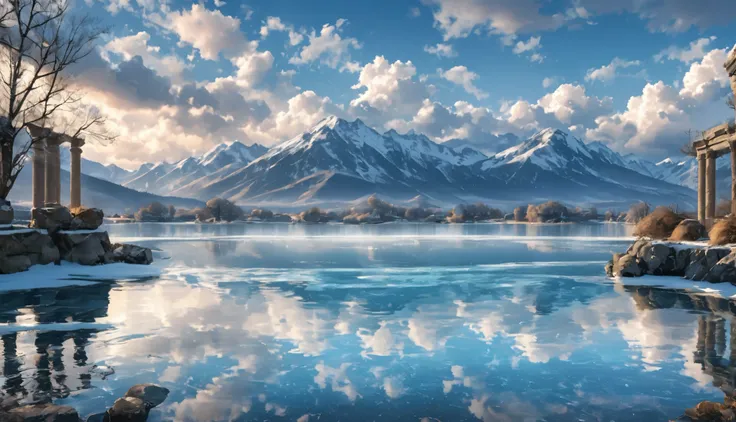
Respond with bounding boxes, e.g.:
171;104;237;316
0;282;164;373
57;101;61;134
606;238;736;283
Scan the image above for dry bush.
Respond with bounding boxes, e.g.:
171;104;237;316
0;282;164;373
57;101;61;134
251;209;274;220
625;202;650;223
447;203;504;223
633;206;684;239
513;206;526;222
604;210;615;221
526;204;539;222
527;201;567;222
709;216;736;245
669;219;706;241
206;198;244;222
300;207;324;223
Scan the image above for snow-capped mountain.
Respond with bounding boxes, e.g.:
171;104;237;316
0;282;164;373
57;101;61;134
59;146;132;183
473;128;694;206
161;117;694;207
121;141;268;195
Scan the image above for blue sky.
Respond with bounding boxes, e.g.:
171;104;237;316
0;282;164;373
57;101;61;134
72;0;736;168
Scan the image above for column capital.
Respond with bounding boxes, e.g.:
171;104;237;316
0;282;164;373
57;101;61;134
706;149;717;159
70;137;85;151
726;46;736;77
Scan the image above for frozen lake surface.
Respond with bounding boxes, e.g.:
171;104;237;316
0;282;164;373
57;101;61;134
0;222;732;421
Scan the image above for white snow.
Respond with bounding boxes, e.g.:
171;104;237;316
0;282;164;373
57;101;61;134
0;262;162;292
609;275;736;299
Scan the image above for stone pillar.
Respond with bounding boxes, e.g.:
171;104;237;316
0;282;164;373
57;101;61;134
726;47;736;119
706;150;717;227
698;153;706;223
731;142;736;216
44;139;61;206
31;140;46;209
69;138;84;209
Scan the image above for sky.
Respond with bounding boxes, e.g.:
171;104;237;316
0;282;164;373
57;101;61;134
67;0;736;169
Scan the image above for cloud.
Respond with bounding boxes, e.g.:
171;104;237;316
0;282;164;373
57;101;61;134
232;51;275;87
421;0;569;40
578;0;736;33
259;16;304;46
439;66;488;99
585;57;641;82
587;46;733;156
654;36;718;63
424;43;457;58
289;20;362;72
409;7;421;18
167;4;254;60
350;56;432;118
512;36;544;63
103;31;190;81
542;77;556;88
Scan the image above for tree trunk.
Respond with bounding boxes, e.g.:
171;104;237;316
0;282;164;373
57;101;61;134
0;140;12;200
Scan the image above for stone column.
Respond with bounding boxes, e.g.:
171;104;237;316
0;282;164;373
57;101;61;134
726;47;736;119
731;142;736;216
698;153;706;223
69;138;84;209
44;138;61;206
31;140;46;209
706;150;717;226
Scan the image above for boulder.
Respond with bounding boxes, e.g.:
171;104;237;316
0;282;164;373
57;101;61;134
0;393;18;411
611;253;643;277
70;208;104;230
8;403;80;422
0;255;31;274
111;244;153;265
19;231;60;265
0;199;14;225
124;384;169;409
30;206;72;232
86;412;110;422
670;219;707;241
108;397;147;422
685;248;731;281
704;250;736;283
637;243;676;275
53;232;112;266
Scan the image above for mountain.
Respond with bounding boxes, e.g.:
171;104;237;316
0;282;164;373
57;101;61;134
8;165;203;214
622;155;733;196
59;146;131;183
121;141;267;195
155;117;695;208
475;128;694;207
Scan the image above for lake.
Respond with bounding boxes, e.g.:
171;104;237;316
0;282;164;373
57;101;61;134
0;222;731;421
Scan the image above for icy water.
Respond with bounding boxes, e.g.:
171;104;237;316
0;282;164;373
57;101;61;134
1;222;734;421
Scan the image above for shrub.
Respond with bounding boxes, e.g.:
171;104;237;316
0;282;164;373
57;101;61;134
205;198;244;222
604;210;615;221
513;206;526;222
447;203;504;223
251;208;274;220
670;219;706;241
625;202;650;223
710;216;736;245
135;202;171;222
300;207;323;223
633;206;684;239
527;201;567;222
405;207;431;221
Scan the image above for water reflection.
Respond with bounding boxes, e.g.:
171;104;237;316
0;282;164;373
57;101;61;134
2;224;735;421
0;284;112;405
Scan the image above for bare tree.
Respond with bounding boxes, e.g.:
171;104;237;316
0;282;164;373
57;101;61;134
0;0;109;200
728;96;735;112
680;129;698;157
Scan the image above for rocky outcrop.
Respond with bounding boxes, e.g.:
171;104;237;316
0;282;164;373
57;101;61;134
70;208;104;230
606;238;736;283
0;229;152;275
0;231;60;274
0;199;14;225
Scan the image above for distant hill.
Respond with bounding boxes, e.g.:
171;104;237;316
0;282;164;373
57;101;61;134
8;166;203;214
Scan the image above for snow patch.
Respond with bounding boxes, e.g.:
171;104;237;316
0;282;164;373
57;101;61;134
0;262;161;292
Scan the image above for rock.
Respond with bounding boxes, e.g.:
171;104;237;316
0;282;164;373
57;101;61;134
54;232;112;265
613;254;643;277
685;248;731;281
0;199;14;225
86;412;110;422
108;397;147;422
19;231;60;265
637;243;676;275
8;403;80;422
70;208;104;230
694;401;725;419
30;206;72;232
124;384;169;409
0;411;23;422
0;255;31;274
705;250;736;283
0;394;18;411
111;244;153;265
670;219;707;241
